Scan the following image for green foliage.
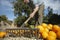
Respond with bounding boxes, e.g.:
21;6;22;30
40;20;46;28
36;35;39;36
29;25;34;29
48;14;60;25
13;0;35;26
43;7;53;23
0;15;8;22
43;16;48;23
14;0;34;16
44;7;60;24
47;7;53;18
14;16;27;26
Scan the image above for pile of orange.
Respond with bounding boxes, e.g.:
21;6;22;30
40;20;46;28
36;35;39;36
35;23;60;40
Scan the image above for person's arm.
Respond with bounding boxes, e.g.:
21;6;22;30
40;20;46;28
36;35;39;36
30;5;39;18
21;5;39;26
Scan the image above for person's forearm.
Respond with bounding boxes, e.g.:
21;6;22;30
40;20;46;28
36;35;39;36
30;5;39;18
33;6;39;14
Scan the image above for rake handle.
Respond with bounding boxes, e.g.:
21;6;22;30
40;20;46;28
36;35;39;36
21;6;39;27
21;17;31;27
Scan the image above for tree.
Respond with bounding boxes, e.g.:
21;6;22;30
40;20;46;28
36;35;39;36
43;7;53;23
0;15;8;22
14;16;27;27
48;14;60;25
13;0;35;27
14;0;35;16
47;7;53;19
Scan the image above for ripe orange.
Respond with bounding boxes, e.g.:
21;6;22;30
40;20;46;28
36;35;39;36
56;31;60;38
41;23;47;28
47;36;56;40
42;32;48;39
52;25;59;32
38;25;44;33
44;28;49;33
47;24;53;30
48;31;57;38
0;32;7;38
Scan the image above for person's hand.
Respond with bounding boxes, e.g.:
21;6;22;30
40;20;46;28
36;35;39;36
24;0;29;3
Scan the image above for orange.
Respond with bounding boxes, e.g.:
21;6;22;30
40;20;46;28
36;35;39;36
52;25;60;32
47;36;56;40
48;31;57;38
44;28;49;33
41;23;47;28
0;32;7;38
56;31;60;38
38;25;44;33
42;32;48;38
47;24;53;30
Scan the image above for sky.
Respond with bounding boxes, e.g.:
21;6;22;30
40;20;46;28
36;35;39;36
0;0;60;21
0;0;15;21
